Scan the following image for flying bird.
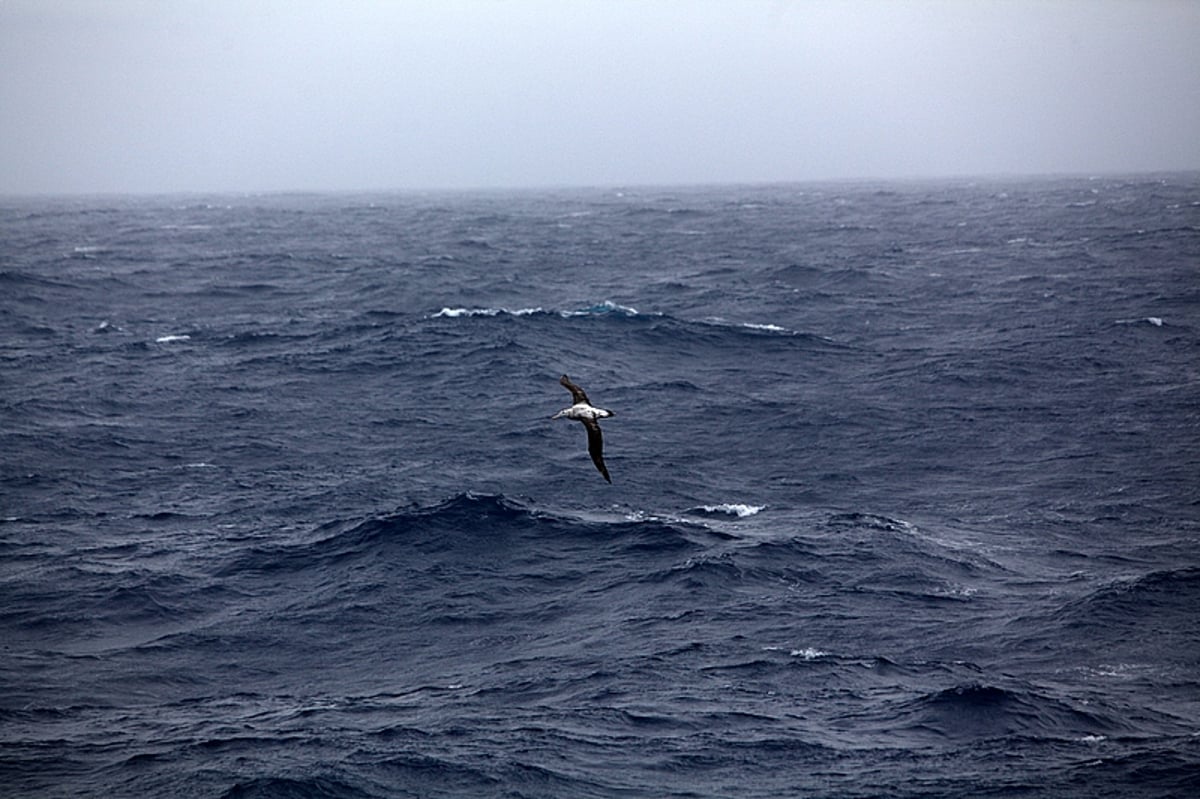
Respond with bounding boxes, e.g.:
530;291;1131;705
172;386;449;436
551;374;614;483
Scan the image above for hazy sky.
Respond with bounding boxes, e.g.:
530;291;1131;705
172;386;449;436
2;0;1198;194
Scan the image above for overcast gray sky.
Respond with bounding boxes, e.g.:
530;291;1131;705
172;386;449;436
2;0;1198;194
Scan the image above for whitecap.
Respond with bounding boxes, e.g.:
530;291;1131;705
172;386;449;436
740;322;790;334
790;647;828;660
431;307;543;318
704;316;794;335
701;503;765;518
432;307;497;318
155;334;191;343
432;301;650;321
564;300;640;317
622;509;688;525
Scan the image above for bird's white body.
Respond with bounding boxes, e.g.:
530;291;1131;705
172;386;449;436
553;403;613;422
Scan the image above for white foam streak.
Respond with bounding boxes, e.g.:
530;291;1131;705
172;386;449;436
560;300;641;317
741;322;789;333
703;503;765;517
431;307;543;318
790;647;828;660
705;316;794;335
431;301;638;319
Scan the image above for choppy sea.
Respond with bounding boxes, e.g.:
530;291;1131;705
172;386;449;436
2;175;1199;798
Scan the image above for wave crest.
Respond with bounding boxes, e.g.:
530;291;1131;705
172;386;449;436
428;301;841;349
218;493;709;579
689;503;765;518
430;300;642;320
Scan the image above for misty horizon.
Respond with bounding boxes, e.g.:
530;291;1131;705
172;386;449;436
5;168;1200;202
3;0;1198;196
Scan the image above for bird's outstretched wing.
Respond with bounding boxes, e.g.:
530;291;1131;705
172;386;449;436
560;374;591;406
582;418;612;483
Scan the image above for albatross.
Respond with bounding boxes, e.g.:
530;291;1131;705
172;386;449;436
552;374;614;483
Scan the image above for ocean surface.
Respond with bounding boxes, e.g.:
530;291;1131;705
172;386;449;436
2;174;1199;798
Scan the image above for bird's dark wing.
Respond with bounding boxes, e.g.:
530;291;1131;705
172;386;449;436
560;374;591;406
581;418;612;483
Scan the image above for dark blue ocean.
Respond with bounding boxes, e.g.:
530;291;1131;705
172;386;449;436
2;175;1199;798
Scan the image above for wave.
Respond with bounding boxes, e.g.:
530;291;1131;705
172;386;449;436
1115;316;1165;327
827;511;919;535
432;306;546;318
212;330;319;349
218;775;376;799
861;681;1128;744
428;300;839;347
0;268;77;291
1054;567;1200;631
430;300;643;320
216;493;712;579
205;499;1011;622
915;682;1119;739
688;503;766;518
